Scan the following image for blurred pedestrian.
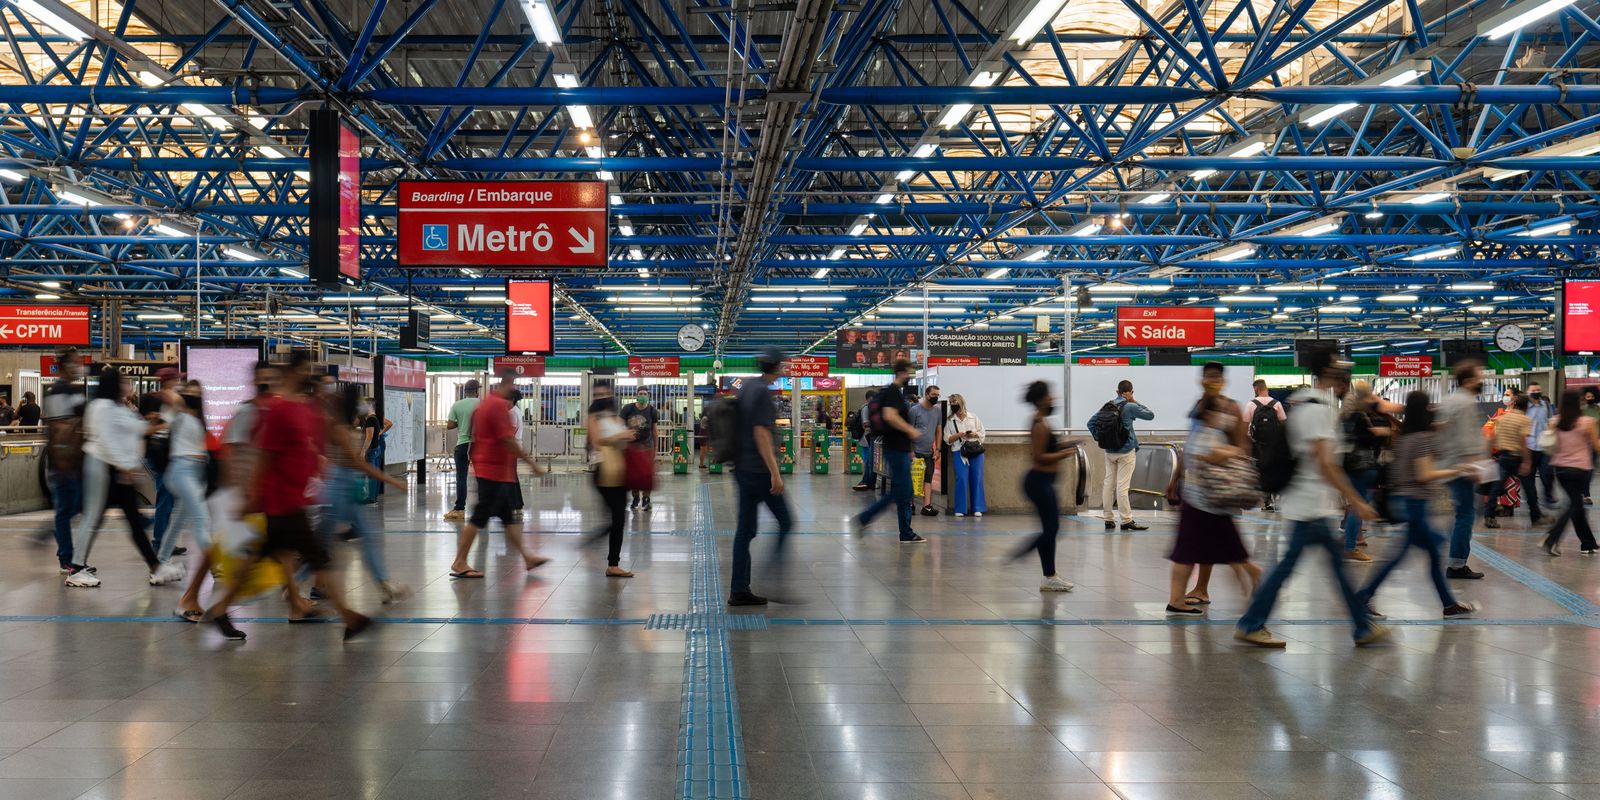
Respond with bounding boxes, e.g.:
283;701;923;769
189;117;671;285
587;384;636;578
44;348;88;573
1340;381;1391;559
1543;388;1600;556
622;388;659;509
1013;381;1077;592
443;379;481;522
1171;363;1261;613
317;384;411;602
852;360;925;543
728;348;793;605
448;370;549;579
1439;362;1488;579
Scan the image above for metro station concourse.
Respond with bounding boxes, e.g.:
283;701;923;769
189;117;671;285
2;0;1600;797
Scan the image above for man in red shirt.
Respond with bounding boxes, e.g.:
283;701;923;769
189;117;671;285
450;369;548;578
205;354;372;641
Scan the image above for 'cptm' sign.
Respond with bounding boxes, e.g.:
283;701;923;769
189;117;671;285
0;306;90;346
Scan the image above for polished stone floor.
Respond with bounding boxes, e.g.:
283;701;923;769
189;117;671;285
2;466;1600;799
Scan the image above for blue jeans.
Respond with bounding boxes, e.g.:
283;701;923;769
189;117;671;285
158;457;210;563
952;451;986;515
730;468;792;595
453;442;470;511
1359;497;1457;609
1237;518;1373;640
1342;468;1377;550
317;465;388;583
1447;477;1477;567
858;447;914;537
48;470;82;567
149;465;172;552
858;438;876;486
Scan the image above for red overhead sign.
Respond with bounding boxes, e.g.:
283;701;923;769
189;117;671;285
493;355;546;377
629;356;680;377
1078;357;1131;365
1116;307;1216;348
40;354;92;376
397;181;608;268
785;356;830;377
1563;279;1600;354
506;280;555;355
1380;355;1434;377
381;355;426;391
927;356;979;366
0;305;90;347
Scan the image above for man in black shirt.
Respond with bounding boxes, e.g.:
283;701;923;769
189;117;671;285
853;359;925;542
15;392;40;427
621;388;660;509
728;348;794;606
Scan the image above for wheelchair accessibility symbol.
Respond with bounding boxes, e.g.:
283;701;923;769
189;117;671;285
422;224;449;251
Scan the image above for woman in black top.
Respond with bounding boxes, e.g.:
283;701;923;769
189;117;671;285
1012;381;1078;593
1340;381;1390;561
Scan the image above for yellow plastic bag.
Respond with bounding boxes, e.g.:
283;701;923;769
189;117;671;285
206;492;288;603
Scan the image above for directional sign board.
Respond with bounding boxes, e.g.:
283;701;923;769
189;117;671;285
785;355;830;377
1380;355;1433;377
493;355;546;377
0;305;90;346
629;356;681;377
397;181;608;268
1116;307;1216;348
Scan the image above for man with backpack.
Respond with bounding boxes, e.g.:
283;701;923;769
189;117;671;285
1236;349;1387;649
1248;379;1287;511
1090;380;1154;531
851;390;877;491
853;360;926;543
728;348;794;606
43;347;88;573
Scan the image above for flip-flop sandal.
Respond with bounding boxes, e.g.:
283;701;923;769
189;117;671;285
450;569;485;579
288;614;326;624
1184;596;1212;606
524;557;551;571
175;609;203;623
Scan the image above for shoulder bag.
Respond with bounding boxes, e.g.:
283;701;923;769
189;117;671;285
1193;454;1264;511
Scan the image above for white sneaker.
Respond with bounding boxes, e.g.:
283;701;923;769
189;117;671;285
954;512;966;517
380;582;413;604
973;512;983;517
65;570;101;588
148;563;185;586
1040;575;1074;592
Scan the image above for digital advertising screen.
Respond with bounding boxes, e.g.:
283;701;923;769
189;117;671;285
1563;279;1600;354
506;279;555;355
337;121;361;282
181;339;265;438
309;109;362;286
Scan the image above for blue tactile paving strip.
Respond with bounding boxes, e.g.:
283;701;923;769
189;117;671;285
676;482;748;800
1473;542;1600;615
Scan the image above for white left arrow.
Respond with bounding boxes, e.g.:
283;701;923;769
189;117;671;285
568;227;595;253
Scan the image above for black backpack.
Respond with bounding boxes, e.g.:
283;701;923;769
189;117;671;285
867;391;889;436
705;397;741;465
1255;397;1317;494
847;407;864;440
1088;401;1129;451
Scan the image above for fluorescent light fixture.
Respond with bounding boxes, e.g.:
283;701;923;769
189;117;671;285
1011;0;1069;42
1022;249;1049;261
136;313;184;321
1191;140;1269;181
1293;222;1339;237
584;145;605;159
848;221;868;236
812;267;831;279
984;267;1010;279
567;105;594;128
628;247;644;260
1403;245;1460;260
467;295;509;304
1070;221;1102;237
1469;305;1495;312
879;306;966;315
39;280;61;288
798;295;847;302
912;143;937;158
137;71;165;87
554;72;579;88
278;267;306;278
1219;294;1279;302
152;224;187;237
1364;208;1383;219
0;168;24;183
1377;294;1419;302
1487;135;1600;181
259;146;285;159
1213;245;1255;262
598;170;614;180
1138;192;1170;205
873;193;895;205
1271;314;1289;320
181;103;233;130
618;223;635;236
58;190;100;207
1451;282;1494;290
827;247;846;259
15;0;88;40
1408;192;1450;204
895;170;915;181
224;247;260;261
1088;283;1170;293
520;0;562;43
1302;67;1423;126
34;293;60;300
1226;321;1243;328
609;194;622;205
938;104;975;128
440;286;505;292
247;116;269;129
1481;0;1578;39
1519;220;1573;236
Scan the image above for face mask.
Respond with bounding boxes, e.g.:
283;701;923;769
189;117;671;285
636;396;649;406
1042;403;1056;416
1202;379;1223;395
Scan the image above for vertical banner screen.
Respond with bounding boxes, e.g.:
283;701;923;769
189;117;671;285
506;279;555;355
181;340;264;439
1563;280;1600;354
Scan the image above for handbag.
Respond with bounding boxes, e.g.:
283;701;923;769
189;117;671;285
959;441;984;458
597;445;625;487
1468;457;1499;486
623;445;655;492
1192;455;1264;511
1539;428;1557;451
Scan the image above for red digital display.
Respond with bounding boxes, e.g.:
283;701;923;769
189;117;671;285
506;280;555;355
1563;280;1600;354
0;305;90;346
1116;307;1217;348
381;355;426;391
338;123;361;281
397;181;608;268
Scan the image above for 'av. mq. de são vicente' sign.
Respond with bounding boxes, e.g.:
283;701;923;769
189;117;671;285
1380;355;1434;377
1116;307;1216;348
396;181;608;268
784;356;830;377
0;305;90;346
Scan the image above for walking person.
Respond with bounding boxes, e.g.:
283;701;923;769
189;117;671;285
1525;383;1554;524
143;368;183;560
851;390;878;491
1013;381;1078;592
44;348;88;574
1247;379;1287;512
622;388;660;509
1341;381;1392;561
910;384;942;516
1234;349;1388;648
203;355;372;641
586;384;635;577
316;384;412;601
1484;393;1533;529
1582;387;1600;506
943;394;986;517
442;379;480;522
728;348;794;606
852;360;926;543
64;368;183;588
358;400;391;501
1094;380;1154;531
1358;391;1476;618
1543;388;1600;556
1167;392;1263;615
448;370;549;580
1439;362;1489;579
155;385;210;567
